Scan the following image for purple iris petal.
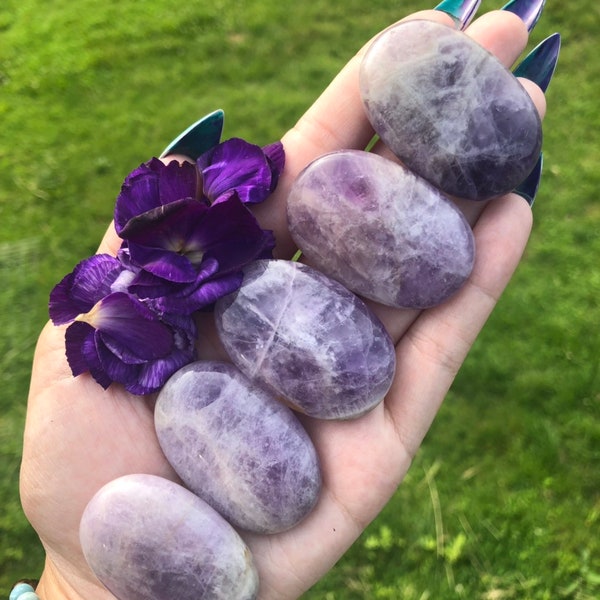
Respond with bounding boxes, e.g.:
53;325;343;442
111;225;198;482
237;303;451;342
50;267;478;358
125;193;274;313
127;244;198;283
198;138;274;205
65;321;114;389
95;335;141;388
129;348;194;395
114;158;198;235
151;271;243;314
121;199;212;282
49;254;124;325
81;292;175;360
118;197;208;245
65;321;96;377
262;141;285;191
127;258;220;301
100;311;196;394
200;193;276;274
63;297;197;393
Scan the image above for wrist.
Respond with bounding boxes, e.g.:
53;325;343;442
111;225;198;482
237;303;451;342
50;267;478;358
33;558;115;600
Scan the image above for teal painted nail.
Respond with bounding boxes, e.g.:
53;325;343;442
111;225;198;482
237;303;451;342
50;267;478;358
502;0;546;32
513;33;561;93
434;0;481;30
160;109;224;160
514;153;543;206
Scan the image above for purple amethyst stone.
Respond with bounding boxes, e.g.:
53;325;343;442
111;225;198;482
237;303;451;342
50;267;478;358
287;150;475;309
155;361;321;534
359;20;543;200
80;474;258;600
215;260;396;420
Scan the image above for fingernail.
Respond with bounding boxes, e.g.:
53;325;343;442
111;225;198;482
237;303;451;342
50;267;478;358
160;109;225;159
501;0;546;32
514;153;543;206
434;0;482;30
513;33;561;93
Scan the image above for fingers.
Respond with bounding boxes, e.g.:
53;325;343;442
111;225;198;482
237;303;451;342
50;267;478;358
385;193;533;456
96;221;121;256
464;10;528;67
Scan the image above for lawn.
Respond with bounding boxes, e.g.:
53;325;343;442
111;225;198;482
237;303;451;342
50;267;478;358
1;0;598;597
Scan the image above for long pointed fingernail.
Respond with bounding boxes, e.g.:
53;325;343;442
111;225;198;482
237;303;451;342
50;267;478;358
514;154;543;206
501;0;546;32
160;109;225;159
513;33;561;93
434;0;482;30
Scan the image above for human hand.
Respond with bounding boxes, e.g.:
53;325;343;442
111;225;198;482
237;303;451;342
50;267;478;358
20;7;548;600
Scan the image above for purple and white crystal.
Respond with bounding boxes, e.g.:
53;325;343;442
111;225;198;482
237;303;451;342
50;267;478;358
359;20;543;200
287;150;475;309
80;474;258;600
215;260;396;420
155;361;321;534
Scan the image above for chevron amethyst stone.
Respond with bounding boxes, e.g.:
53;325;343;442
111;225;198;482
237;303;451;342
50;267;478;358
155;361;321;534
287;150;475;309
80;474;258;600
215;260;396;420
359;20;542;201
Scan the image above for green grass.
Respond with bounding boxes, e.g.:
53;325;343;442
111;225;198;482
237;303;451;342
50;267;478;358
1;0;598;597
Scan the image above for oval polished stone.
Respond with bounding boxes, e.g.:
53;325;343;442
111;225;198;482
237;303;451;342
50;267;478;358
80;474;258;600
215;260;396;420
359;20;543;201
287;150;475;309
155;361;321;534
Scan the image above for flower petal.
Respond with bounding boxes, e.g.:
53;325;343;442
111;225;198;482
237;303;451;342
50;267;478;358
127;347;194;395
81;292;174;360
120;197;208;247
199;194;276;274
263;141;285;191
65;321;113;389
198;138;273;204
127;243;198;283
151;271;243;314
114;158;198;235
49;254;124;325
95;335;141;389
127;258;220;300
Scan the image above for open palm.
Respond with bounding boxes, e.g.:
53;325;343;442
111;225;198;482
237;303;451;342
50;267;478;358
21;10;544;600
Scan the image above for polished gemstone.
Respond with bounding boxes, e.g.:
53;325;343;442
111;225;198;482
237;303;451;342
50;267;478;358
80;474;258;600
155;361;321;534
360;20;543;200
215;260;396;420
287;150;475;309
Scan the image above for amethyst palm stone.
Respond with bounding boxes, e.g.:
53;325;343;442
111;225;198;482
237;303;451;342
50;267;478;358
359;20;542;201
80;474;258;600
215;260;396;420
287;150;475;309
155;361;321;534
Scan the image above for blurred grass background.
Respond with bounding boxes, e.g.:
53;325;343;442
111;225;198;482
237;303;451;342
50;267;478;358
0;0;598;597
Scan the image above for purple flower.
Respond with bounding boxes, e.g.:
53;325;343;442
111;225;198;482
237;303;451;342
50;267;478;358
197;138;285;204
115;158;199;237
115;138;285;235
49;255;197;394
119;193;274;313
50;129;285;395
114;144;279;313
